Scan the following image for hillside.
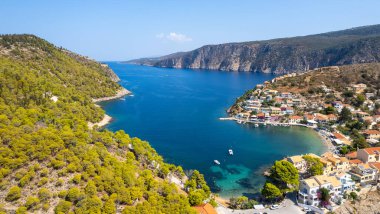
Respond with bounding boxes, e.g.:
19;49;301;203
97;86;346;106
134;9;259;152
0;35;209;213
230;63;380;115
129;24;380;73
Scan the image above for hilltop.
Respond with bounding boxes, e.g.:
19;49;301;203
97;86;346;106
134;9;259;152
0;35;210;213
129;24;380;73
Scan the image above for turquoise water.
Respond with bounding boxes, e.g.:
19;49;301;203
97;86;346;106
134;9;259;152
101;63;326;198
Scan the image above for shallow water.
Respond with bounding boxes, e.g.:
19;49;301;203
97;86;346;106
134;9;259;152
101;63;326;198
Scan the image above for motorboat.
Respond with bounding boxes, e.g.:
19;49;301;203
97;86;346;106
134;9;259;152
214;160;220;165
228;149;233;155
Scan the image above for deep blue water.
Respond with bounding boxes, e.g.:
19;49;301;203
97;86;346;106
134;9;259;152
100;63;326;198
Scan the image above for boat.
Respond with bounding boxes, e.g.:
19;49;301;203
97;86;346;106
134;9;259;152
237;120;242;124
228;149;233;155
254;124;259;127
214;160;220;165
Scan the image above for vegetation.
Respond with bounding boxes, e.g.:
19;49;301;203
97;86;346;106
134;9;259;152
229;196;258;209
269;160;299;192
0;34;206;213
261;182;282;201
303;155;324;176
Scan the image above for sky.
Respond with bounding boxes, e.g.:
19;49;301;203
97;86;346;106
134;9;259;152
1;0;380;61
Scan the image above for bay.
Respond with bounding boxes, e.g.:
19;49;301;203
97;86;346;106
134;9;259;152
100;62;326;198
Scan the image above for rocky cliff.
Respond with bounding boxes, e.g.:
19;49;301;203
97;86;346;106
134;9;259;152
129;25;380;74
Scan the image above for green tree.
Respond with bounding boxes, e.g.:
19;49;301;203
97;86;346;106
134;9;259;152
269;160;299;192
303;155;323;176
261;182;282;200
188;189;206;206
339;107;352;122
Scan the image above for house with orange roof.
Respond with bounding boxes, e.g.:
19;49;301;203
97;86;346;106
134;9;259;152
327;114;337;121
289;115;302;124
193;203;217;214
345;151;357;160
369;162;380;183
363;130;380;140
357;147;380;163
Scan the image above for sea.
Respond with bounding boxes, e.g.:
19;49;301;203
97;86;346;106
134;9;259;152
100;62;326;198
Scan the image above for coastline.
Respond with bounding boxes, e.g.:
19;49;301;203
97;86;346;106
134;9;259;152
92;88;131;103
88;114;112;129
220;117;331;152
88;87;131;129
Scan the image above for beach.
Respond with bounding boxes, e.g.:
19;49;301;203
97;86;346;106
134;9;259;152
88;87;131;129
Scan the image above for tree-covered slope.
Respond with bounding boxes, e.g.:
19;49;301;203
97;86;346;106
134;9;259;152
0;35;209;213
129;24;380;73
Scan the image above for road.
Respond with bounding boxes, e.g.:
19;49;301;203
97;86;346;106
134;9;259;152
216;198;304;214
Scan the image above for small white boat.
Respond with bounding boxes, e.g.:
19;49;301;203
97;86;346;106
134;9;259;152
214;160;220;165
237;120;242;124
228;149;233;155
254;124;259;128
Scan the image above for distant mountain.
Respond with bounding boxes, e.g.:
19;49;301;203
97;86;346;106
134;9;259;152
128;25;380;73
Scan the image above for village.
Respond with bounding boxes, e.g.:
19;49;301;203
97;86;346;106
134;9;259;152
228;68;380;213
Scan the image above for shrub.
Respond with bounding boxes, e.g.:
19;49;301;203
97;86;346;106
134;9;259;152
54;200;72;214
25;197;40;210
6;186;21;202
15;207;27;214
38;188;51;201
66;187;83;203
37;177;49;187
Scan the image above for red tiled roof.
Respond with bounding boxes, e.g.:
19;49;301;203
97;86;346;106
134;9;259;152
363;147;380;155
290;115;302;120
348;159;362;164
345;151;357;159
363;130;380;135
369;162;380;170
333;132;346;139
194;203;217;214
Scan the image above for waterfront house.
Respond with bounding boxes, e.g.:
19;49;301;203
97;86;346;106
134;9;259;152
327;114;337;122
357;147;380;163
289;115;302;124
287;155;307;173
270;106;281;115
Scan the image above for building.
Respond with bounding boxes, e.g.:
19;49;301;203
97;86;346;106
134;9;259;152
333;101;344;112
298;175;342;207
357;147;380;163
352;83;367;93
334;173;356;192
349;163;378;185
289;115;302;124
320;152;351;175
193;203;217;214
363;130;380;140
287;155;307;173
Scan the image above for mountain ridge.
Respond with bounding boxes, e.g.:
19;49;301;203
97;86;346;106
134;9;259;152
128;24;380;73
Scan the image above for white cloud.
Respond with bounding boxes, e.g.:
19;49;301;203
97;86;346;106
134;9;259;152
156;32;192;42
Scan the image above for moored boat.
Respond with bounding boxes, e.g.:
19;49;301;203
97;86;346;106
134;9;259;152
228;149;233;155
214;160;220;165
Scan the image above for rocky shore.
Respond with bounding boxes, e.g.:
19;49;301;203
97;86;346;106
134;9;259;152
92;88;131;103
